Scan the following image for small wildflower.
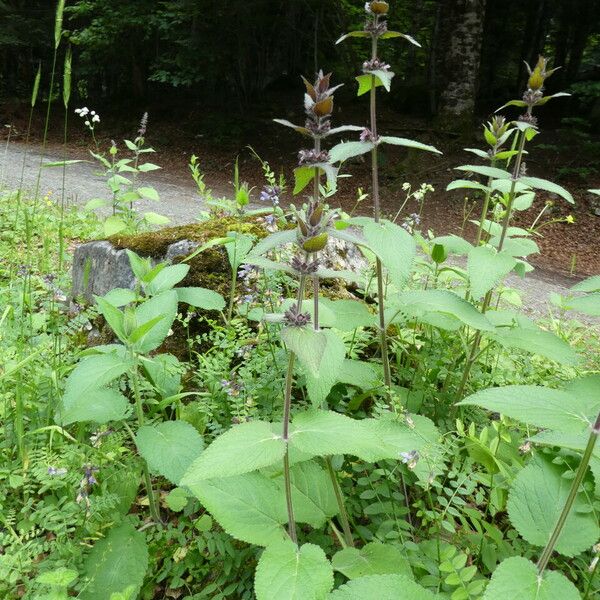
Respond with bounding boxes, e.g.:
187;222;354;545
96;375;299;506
48;466;68;476
400;450;420;470
259;185;281;205
360;127;379;143
290;255;320;275
519;441;532;454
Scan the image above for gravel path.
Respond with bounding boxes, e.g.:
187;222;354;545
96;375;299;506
0;141;209;223
0;141;596;323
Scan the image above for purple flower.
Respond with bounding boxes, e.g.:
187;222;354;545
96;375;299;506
360;128;379;144
259;185;281;205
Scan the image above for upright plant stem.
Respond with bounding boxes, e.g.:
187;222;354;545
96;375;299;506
369;28;393;395
130;354;162;524
282;275;307;543
456;114;531;400
282;352;298;543
536;411;600;574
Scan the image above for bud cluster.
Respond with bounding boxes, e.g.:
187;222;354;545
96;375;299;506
303;71;342;137
295;200;333;253
283;304;312;328
290;255;320;275
364;1;389;36
360;127;379;144
298;148;330;166
522;55;558;112
362;58;390;73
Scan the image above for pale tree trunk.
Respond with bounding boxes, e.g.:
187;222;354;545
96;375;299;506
437;0;487;118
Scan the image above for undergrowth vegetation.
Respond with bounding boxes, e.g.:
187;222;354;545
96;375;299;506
0;2;599;599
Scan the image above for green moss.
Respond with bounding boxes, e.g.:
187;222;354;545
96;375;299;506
107;216;268;295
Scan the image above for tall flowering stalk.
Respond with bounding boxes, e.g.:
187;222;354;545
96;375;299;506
336;2;431;397
456;56;568;399
275;72;357;546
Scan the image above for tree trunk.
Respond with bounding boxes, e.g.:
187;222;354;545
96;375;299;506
437;0;487;118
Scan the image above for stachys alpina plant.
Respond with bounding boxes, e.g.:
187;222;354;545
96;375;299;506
333;1;441;400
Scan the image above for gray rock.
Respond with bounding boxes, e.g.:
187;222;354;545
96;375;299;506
72;238;198;303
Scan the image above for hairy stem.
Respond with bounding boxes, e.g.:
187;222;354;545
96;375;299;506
456;114;531;400
130;354;162;524
369;28;393;395
537;412;600;575
282;275;307;543
326;457;354;547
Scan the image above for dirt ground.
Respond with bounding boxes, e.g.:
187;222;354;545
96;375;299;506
3;96;599;278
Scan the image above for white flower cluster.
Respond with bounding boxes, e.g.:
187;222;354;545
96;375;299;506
74;107;100;130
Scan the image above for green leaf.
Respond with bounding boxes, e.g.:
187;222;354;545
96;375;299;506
145;264;189;295
528;426;600;496
355;74;383;96
293;164;338;195
143;211;170;225
571;275;600;293
255;540;334;600
329;141;374;164
289;411;382;461
379;136;441;155
142;353;181;398
431;235;474;256
336;31;371;44
249;229;297;256
337;359;379;389
137;186;159;201
180;421;285;484
102;288;137;307
60;387;129;426
519;176;573;204
332;542;412;580
468;246;517;299
133;290;178;353
490;236;539;257
446;179;490;193
565;293;600;316
273;118;311;136
185;472;287;546
388;290;493;331
507;458;599;556
36;567;78;587
225;231;255;270
104;215;127;236
176;287;225;310
489;326;579;366
380;31;421;46
361;415;444;482
319;298;377;331
135;421;204;485
366;69;395;91
484;557;580;600
81;522;148;600
363;220;416;287
95;296;127;340
284;461;339;527
63;353;130;399
304;330;346;406
455;165;512;179
281;327;328;377
329;574;435;599
459;385;598;433
137;162;161;172
163;487;188;512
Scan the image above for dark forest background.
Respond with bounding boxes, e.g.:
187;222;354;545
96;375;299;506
1;0;599;128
